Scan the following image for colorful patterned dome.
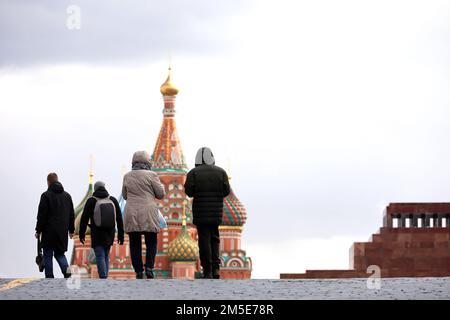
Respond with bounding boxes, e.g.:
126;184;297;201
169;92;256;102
222;187;247;226
168;218;199;262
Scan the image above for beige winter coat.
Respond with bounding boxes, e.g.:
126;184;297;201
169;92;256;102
122;151;165;233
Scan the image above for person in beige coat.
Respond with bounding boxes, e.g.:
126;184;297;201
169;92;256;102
122;151;165;279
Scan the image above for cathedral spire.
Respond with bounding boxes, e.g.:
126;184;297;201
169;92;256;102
74;157;95;232
88;154;94;185
182;200;187;229
152;66;187;172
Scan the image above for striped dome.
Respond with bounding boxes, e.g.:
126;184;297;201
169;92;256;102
167;225;199;262
222;188;247;226
74;178;94;235
87;248;96;264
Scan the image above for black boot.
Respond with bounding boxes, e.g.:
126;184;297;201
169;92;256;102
145;268;154;279
212;268;220;279
136;272;144;279
201;272;213;279
201;268;213;279
63;268;72;279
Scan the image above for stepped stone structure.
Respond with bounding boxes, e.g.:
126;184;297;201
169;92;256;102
281;203;450;279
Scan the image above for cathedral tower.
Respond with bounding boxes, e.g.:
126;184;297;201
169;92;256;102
220;175;252;279
70;67;251;279
152;66;200;278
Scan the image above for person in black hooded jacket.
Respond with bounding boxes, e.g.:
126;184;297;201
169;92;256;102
79;181;124;279
35;173;75;278
184;147;230;279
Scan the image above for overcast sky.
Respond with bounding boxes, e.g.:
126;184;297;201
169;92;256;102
1;0;450;279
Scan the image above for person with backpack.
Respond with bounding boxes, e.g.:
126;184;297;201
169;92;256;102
122;151;165;279
79;181;124;279
35;173;75;279
184;147;230;279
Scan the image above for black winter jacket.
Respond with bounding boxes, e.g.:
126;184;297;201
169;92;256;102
184;164;230;225
79;187;124;248
35;182;75;254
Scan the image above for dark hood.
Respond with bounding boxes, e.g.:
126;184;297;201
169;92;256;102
93;186;109;199
195;147;215;167
49;182;64;193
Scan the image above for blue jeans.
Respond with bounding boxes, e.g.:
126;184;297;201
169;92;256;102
43;248;69;278
94;246;111;279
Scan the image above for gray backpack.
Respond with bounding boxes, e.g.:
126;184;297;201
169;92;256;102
93;196;116;229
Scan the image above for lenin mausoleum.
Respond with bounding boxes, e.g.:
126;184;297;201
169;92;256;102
281;203;450;279
70;68;252;279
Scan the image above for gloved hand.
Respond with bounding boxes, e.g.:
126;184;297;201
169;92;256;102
118;238;124;245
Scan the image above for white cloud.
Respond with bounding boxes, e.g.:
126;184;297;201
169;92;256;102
0;0;250;67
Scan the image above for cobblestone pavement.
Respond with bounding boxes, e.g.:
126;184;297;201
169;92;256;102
0;277;449;300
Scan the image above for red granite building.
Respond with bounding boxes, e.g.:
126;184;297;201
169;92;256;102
281;203;450;279
71;68;252;279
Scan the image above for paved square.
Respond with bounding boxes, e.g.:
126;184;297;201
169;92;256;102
0;277;449;300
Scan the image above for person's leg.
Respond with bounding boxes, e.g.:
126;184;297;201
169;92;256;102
144;232;157;279
196;224;212;277
53;252;70;278
128;232;144;274
94;246;107;279
43;248;54;278
104;246;111;278
210;224;221;278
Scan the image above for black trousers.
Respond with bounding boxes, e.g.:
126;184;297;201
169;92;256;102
128;232;157;273
196;224;221;273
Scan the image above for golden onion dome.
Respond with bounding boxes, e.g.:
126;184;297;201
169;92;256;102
160;66;179;96
167;205;199;261
167;227;199;261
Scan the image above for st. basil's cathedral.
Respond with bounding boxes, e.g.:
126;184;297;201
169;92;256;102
71;68;252;279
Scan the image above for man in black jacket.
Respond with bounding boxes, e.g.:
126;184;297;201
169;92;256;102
79;181;124;279
184;147;230;279
35;173;75;278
